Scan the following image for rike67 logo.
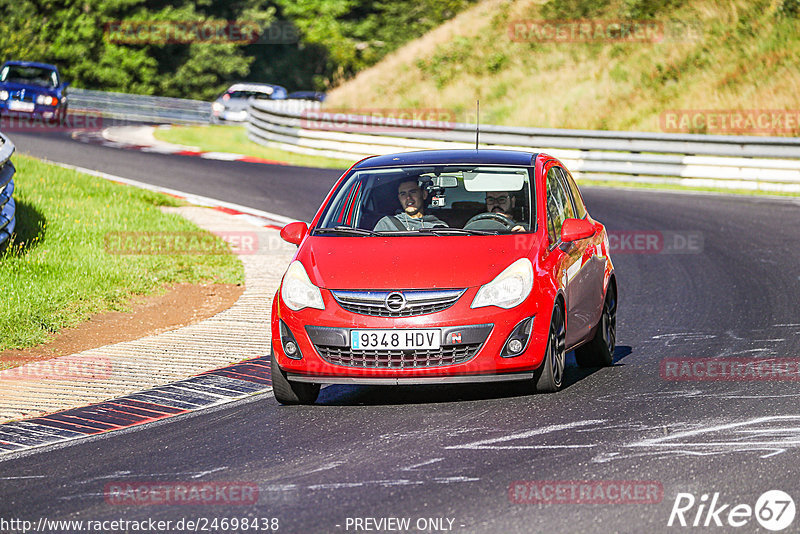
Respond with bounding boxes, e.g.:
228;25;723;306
668;490;795;531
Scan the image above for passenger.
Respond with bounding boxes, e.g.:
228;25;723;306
374;180;447;231
485;191;528;232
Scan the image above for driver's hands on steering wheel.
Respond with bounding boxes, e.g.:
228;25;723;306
463;212;525;232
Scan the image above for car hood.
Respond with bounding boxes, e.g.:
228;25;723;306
297;235;537;290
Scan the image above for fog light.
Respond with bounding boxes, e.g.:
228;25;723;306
279;320;303;360
501;316;535;358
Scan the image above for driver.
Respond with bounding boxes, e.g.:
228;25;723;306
485;191;528;232
374;179;448;231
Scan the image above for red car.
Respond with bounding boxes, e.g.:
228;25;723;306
271;150;616;404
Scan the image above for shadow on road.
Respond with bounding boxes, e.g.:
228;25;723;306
313;345;635;406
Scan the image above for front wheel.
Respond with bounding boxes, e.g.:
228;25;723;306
575;286;616;368
534;303;566;393
270;354;320;405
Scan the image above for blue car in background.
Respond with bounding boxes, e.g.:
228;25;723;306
0;61;69;122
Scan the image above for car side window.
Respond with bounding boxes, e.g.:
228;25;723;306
546;167;574;245
559;168;587;219
547;167;572;243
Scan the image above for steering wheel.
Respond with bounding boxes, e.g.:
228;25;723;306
463;212;517;231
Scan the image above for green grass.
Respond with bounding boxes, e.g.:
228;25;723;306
154;125;353;169
326;0;800;134
0;155;244;353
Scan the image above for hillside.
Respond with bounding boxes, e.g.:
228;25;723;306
325;0;800;134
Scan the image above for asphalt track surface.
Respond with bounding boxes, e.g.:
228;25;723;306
2;131;800;533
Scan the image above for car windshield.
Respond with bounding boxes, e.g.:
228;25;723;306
314;165;534;235
0;65;57;87
224;90;272;100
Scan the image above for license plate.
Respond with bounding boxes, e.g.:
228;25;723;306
351;329;440;350
8;100;34;112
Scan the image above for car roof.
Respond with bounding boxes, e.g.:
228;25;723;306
225;83;285;95
2;61;58;71
353;149;538;169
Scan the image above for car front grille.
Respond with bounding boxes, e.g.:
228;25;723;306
315;343;482;369
330;289;465;317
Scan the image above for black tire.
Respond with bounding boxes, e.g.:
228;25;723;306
534;302;566;393
270;354;320;405
575;285;617;368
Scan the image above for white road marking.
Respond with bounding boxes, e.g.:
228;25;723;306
595;415;800;462
402;458;444;471
445;420;605;450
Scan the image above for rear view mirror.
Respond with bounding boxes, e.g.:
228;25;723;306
280;221;308;245
434;175;458;188
561;218;595;242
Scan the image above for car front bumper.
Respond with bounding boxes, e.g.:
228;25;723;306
272;287;551;383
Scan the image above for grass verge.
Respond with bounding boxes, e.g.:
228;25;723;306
0;154;244;353
154;125;353;169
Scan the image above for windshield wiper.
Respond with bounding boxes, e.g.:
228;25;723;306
313;226;381;236
416;227;496;236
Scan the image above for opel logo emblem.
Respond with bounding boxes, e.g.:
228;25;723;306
385;292;407;311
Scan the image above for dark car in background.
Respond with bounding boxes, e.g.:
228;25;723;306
211;82;287;123
0;61;69;122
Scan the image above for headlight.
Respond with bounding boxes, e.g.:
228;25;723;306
281;260;324;311
0;90;8;101
471;258;533;309
35;95;56;105
212;102;225;113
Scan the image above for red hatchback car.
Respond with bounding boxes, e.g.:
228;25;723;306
271;150;616;404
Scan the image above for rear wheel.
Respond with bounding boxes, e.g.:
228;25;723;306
575;286;616;368
270;354;320;405
534;303;566;393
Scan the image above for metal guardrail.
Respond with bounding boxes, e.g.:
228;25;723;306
69;88;212;124
247;100;800;193
0;133;16;249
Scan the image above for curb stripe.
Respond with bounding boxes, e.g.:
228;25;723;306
0;356;274;458
73;130;290;167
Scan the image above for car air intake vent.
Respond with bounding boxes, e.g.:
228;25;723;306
330;289;465;317
315;344;482;369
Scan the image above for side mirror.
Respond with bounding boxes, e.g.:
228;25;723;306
561;218;595;243
280;221;308;245
61;81;70;89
